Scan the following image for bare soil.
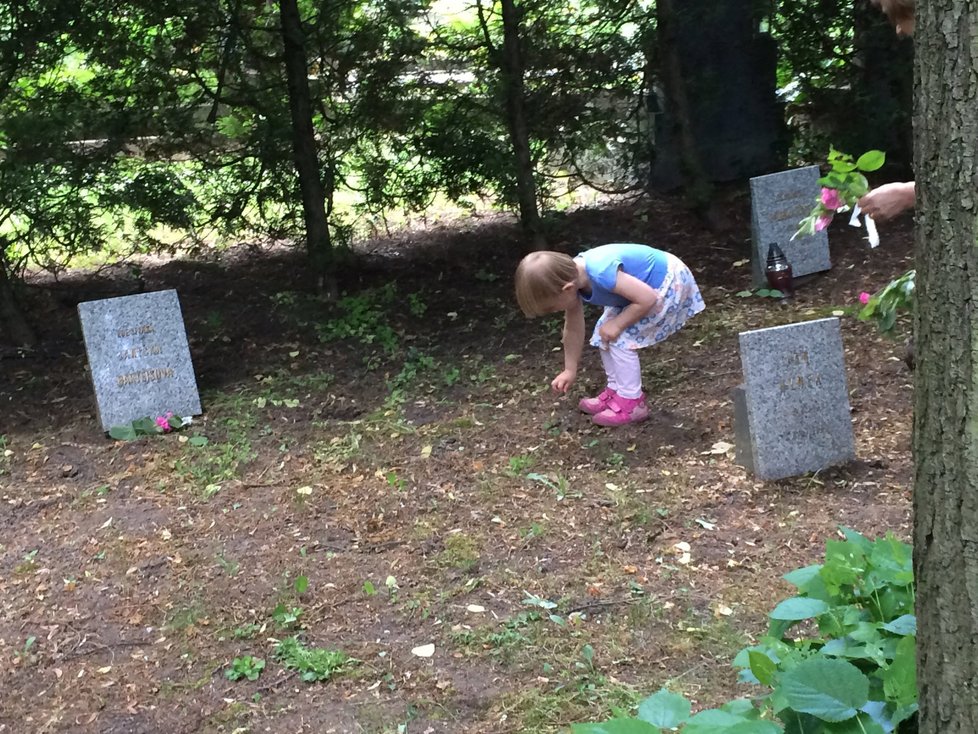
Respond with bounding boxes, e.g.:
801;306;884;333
0;191;914;734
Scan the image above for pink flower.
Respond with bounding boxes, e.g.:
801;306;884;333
859;292;871;305
815;213;834;232
820;187;843;210
155;415;171;432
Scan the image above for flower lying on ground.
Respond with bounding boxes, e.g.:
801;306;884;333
109;413;190;440
155;412;175;432
859;291;871;305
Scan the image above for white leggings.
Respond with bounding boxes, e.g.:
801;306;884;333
600;344;642;399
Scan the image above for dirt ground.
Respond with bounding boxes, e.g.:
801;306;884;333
0;191;915;734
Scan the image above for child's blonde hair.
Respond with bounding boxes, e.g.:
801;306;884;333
514;251;578;317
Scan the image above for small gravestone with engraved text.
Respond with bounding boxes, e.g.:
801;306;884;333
732;317;855;480
749;166;830;287
78;289;201;432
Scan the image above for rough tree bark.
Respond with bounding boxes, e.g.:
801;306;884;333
913;1;978;731
0;253;35;347
498;0;545;251
654;0;718;227
279;0;335;296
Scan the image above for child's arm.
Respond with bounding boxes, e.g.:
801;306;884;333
552;297;585;393
598;271;660;344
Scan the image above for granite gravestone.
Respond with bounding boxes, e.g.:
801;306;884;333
732;317;855;480
749;166;830;287
78;289;201;432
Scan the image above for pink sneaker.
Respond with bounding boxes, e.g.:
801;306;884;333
592;394;649;427
579;387;617;415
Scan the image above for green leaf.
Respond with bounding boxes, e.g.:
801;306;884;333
736;290;754;297
822;713;886;734
637;689;691;728
724;723;783;734
683;709;748;734
748;650;778;686
881;614;916;636
720;699;758;718
571;721;661;734
781;658;870;722
108;423;138;441
756;288;773;297
132;416;160;435
855;150;886;172
883;634;917;706
294;575;309;595
838;527;872;553
769;597;829;621
363;580;377;596
188;435;209;447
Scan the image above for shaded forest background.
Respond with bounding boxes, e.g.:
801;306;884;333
0;0;911;346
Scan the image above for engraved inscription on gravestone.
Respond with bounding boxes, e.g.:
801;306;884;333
733;317;855;480
749;166;831;287
78;289;202;432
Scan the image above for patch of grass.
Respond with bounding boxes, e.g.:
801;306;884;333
506;453;535;476
437;533;480;572
215;551;240;577
313;430;363;466
452;611;541;663
166;600;207;633
174;436;256;487
0;434;9;475
495;673;639;733
313;283;400;354
14;549;39;575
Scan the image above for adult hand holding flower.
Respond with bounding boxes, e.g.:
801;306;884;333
795;148;886;241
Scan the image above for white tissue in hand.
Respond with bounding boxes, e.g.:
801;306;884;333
865;215;880;248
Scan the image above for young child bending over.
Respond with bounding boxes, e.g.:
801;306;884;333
515;243;704;426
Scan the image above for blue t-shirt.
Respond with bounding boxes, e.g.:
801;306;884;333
574;243;669;308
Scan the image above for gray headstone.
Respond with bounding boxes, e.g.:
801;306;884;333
749;166;830;286
733;317;855;480
78;289;202;431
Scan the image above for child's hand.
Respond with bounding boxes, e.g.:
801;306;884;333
598;321;623;345
551;370;577;394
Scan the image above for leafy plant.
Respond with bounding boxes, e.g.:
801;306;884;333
14;635;37;665
225;655;265;681
527;472;575;501
271;604;303;630
274;636;350;683
858;270;915;334
572;528;917;734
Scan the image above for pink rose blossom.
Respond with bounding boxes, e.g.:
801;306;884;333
820;187;843;210
815;213;834;232
155;415;171;432
859;292;871;305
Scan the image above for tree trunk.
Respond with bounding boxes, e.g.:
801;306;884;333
654;0;718;227
0;257;35;347
279;0;335;296
913;2;978;732
499;0;545;251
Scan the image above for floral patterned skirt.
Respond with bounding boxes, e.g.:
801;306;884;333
589;253;705;350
